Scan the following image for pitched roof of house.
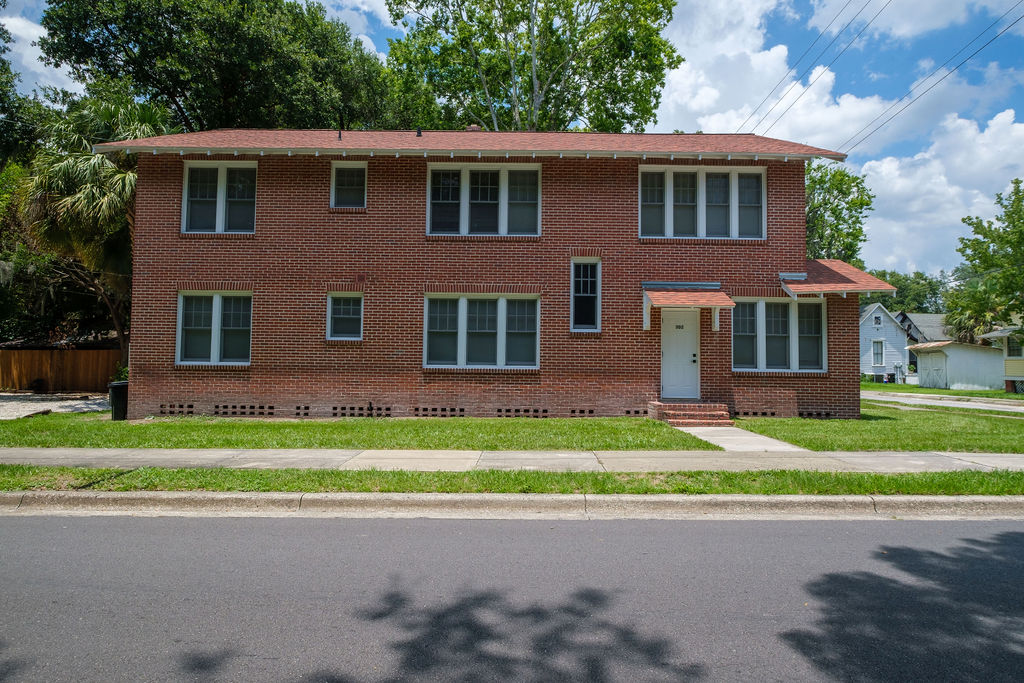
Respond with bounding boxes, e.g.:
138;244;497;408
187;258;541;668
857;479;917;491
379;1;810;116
859;301;903;326
780;260;896;297
900;312;952;342
93;129;845;160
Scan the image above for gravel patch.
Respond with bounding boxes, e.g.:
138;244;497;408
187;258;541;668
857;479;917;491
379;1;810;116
0;393;110;420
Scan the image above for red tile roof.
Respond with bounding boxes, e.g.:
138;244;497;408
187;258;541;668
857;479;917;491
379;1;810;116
94;129;845;160
643;290;736;308
781;259;897;296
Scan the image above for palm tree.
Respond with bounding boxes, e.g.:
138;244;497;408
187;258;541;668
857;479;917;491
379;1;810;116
23;95;177;364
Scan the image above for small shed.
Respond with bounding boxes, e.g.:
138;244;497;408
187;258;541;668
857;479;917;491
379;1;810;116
906;341;1004;390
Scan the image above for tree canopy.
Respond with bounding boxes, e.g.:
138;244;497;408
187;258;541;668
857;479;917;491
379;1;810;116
805;160;874;269
860;270;946;313
385;0;681;131
39;0;427;131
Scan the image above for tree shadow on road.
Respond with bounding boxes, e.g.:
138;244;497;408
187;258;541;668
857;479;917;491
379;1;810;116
0;639;28;683
353;583;703;682
783;531;1024;682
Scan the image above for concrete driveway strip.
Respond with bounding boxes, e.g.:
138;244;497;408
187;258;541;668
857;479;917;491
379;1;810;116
862;390;1024;413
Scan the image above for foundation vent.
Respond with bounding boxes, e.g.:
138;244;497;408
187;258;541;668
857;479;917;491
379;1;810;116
624;409;644;416
213;404;275;417
413;406;465;417
333;405;392;418
569;409;595;416
798;411;833;419
737;410;776;417
160;404;194;416
496;408;548;418
295;405;311;417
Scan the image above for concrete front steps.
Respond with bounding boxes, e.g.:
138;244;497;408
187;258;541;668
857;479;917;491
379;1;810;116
648;401;734;427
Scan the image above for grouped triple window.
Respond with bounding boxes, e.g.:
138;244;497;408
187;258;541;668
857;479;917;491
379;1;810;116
640;168;764;239
177;293;252;364
732;300;824;371
428;166;541;235
425;296;539;368
183;163;257;233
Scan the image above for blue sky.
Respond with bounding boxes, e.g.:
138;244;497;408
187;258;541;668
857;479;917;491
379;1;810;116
4;0;1024;274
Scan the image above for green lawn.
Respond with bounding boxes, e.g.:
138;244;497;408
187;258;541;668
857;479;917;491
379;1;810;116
0;412;719;451
2;464;1023;495
738;402;1024;452
860;381;1024;400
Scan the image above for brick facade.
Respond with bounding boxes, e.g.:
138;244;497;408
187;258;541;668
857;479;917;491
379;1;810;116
127;153;860;419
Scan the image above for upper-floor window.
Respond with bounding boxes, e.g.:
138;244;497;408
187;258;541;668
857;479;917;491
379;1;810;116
639;167;764;239
183;162;257;233
873;315;882;326
177;292;252;365
732;299;825;371
331;162;366;209
327;294;363;340
872;340;884;366
1009;335;1022;358
571;260;600;332
424;296;539;368
428;165;540;235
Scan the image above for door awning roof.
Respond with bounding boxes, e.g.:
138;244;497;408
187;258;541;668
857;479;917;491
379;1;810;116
642;285;734;331
780;259;896;298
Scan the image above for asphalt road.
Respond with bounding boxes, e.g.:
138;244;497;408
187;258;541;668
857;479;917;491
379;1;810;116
1;518;1022;682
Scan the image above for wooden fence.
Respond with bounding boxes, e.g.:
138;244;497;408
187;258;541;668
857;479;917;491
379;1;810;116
0;349;122;393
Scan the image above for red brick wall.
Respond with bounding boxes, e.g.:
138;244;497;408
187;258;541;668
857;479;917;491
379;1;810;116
127;154;860;419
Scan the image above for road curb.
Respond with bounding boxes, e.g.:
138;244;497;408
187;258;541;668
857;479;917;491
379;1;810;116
4;491;1024;519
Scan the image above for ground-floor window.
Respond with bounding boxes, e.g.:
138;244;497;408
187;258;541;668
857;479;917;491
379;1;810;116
732;299;825;371
177;292;252;365
425;296;539;368
872;340;884;366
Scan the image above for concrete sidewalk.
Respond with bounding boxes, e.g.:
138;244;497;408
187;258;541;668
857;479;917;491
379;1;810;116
3;447;1024;472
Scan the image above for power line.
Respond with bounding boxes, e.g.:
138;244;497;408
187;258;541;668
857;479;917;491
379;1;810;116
735;0;857;133
759;0;894;137
743;0;875;135
836;0;1024;151
844;8;1024;154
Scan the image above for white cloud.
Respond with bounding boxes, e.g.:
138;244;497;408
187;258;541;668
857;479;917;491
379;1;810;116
324;0;393;27
356;33;387;62
858;109;1024;273
1;15;82;94
808;0;1018;39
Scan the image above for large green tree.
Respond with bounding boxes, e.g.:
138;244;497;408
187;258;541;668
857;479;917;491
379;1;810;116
805;160;874;269
22;92;178;362
947;179;1024;342
386;0;681;131
39;0;421;131
860;269;947;313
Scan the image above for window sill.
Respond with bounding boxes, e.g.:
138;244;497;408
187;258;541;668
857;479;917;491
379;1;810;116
426;234;541;242
174;363;251;371
180;231;255;239
732;369;828;377
324;338;363;345
423;366;540;375
569;330;601;337
639;236;765;242
329;206;367;214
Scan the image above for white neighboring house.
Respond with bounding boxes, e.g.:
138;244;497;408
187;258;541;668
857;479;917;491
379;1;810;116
979;326;1024;393
859;303;909;380
906;341;1004;390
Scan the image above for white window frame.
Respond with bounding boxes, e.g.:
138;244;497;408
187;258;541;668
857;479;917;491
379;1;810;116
638;166;766;239
175;291;253;366
181;160;258;233
731;298;828;372
326;292;364;340
422;294;541;369
330;161;367;209
426;163;542;235
570;258;601;332
872;339;885;366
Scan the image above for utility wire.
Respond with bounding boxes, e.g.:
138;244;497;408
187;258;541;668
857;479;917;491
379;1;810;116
760;0;895;137
744;0;875;135
837;0;1024;151
735;0;856;133
844;8;1024;154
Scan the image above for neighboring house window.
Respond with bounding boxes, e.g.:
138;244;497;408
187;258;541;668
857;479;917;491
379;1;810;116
427;165;541;235
639;167;764;239
183;162;257;233
872;340;884;366
327;294;363;340
1008;335;1023;357
571;260;600;331
732;300;826;371
873;315;882;326
331;162;366;208
424;296;539;368
177;293;252;364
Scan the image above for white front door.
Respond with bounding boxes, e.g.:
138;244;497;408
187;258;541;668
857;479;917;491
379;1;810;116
661;310;700;399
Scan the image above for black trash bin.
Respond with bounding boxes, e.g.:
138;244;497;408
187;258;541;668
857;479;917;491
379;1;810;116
108;381;128;421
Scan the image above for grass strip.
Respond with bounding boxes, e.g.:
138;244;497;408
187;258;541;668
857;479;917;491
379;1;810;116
2;464;1023;495
737;402;1024;452
0;413;719;451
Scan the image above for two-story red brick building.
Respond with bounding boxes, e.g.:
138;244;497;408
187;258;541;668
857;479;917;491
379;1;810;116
97;129;893;422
